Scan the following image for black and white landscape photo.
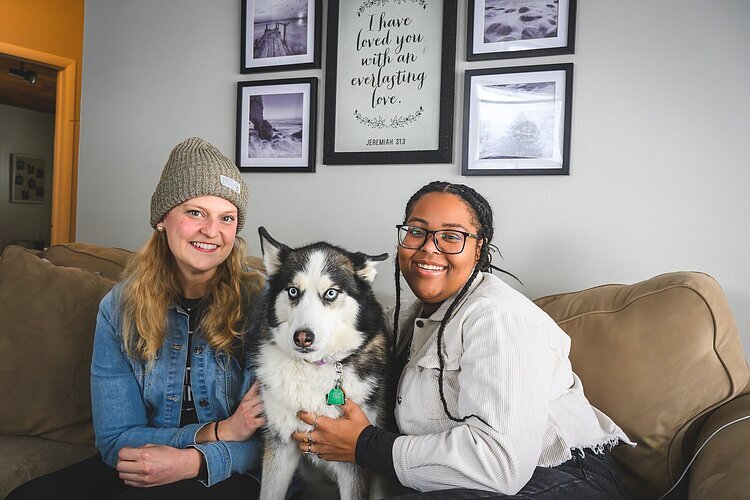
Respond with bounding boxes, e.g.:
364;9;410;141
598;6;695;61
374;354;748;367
468;0;574;60
247;92;304;159
477;81;556;160
483;0;559;43
253;0;309;59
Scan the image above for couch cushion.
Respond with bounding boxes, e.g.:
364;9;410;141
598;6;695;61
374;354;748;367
0;246;116;446
0;435;96;499
687;390;750;499
42;242;132;282
534;272;749;499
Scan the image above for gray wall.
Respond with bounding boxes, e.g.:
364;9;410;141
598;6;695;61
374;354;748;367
0;103;54;250
78;0;750;354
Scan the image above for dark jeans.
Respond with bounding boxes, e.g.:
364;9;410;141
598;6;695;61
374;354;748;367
390;448;630;499
6;453;260;500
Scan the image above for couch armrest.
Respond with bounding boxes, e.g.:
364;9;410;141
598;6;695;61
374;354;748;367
688;391;750;499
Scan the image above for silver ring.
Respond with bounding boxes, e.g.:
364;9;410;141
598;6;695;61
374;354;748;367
307;441;312;454
313;414;320;427
306;430;313;444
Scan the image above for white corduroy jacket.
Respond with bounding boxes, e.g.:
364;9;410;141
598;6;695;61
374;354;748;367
391;272;633;494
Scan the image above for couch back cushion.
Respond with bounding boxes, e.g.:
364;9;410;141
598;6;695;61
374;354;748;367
0;246;116;445
42;242;132;282
534;272;748;498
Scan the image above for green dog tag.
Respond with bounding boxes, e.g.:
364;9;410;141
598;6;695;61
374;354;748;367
326;387;346;406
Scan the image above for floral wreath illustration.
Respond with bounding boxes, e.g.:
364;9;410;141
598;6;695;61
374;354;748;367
356;0;427;17
354;106;424;129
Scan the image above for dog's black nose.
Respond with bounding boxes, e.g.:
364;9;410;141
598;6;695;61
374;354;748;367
293;329;315;348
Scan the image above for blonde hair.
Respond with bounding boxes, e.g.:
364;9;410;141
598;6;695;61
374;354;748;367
120;231;264;362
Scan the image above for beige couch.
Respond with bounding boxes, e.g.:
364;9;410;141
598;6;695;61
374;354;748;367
535;272;750;498
0;243;747;499
0;243;132;499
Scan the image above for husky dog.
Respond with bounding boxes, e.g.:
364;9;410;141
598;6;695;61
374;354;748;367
253;227;391;500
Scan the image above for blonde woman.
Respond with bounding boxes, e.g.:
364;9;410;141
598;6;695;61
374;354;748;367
8;138;265;499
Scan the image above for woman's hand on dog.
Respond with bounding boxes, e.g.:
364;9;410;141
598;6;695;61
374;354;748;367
220;380;266;441
292;399;371;462
116;444;202;486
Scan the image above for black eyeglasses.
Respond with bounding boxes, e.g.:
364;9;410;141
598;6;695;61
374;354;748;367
396;225;479;254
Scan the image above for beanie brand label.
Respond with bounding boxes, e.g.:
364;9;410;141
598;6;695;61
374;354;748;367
220;175;241;194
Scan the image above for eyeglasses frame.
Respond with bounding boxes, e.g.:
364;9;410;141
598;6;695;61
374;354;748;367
396;224;480;255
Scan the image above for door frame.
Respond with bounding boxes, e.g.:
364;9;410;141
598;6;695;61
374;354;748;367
0;41;77;244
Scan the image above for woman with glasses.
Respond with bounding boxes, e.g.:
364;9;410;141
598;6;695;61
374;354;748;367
291;181;632;498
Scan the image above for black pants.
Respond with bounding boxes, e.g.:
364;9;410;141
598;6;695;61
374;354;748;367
6;453;260;500
390;448;630;499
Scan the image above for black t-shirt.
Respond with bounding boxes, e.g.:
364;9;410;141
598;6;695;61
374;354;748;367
179;296;205;427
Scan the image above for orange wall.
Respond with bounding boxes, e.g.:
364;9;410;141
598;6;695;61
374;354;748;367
0;0;84;122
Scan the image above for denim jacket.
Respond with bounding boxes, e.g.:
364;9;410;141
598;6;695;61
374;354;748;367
90;281;262;486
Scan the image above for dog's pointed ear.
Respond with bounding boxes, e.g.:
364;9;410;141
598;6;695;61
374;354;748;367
258;226;286;275
351;252;389;283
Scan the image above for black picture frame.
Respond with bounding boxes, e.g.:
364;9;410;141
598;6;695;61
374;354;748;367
241;0;322;73
462;63;573;176
235;77;317;173
323;0;457;165
467;0;576;61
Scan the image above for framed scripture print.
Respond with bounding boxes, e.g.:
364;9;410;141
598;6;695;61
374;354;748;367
323;0;457;165
467;0;576;61
462;64;573;176
241;0;322;73
236;77;317;172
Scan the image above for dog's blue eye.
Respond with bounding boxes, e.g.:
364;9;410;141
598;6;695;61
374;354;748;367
287;287;299;298
323;288;339;302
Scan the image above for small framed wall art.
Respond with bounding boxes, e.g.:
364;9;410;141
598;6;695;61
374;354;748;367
241;0;322;73
10;154;46;203
236;77;317;173
462;63;573;176
467;0;577;61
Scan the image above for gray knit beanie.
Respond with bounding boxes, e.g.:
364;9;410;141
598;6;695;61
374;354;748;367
150;137;248;231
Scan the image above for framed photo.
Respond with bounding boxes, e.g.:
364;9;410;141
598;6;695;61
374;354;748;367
467;0;576;61
236;77;317;173
9;154;46;203
241;0;322;73
323;0;457;165
462;63;573;176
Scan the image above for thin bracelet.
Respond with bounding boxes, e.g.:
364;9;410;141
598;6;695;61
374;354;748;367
214;421;220;441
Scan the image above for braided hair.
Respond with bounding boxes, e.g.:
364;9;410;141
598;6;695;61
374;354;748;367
393;181;519;425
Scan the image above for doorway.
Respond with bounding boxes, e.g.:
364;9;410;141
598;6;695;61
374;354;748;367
0;53;56;250
0;41;78;247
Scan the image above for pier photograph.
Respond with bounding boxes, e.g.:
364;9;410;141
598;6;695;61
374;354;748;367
242;0;321;72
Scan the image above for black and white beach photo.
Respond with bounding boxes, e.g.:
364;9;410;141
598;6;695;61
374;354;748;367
462;64;572;176
247;92;303;159
467;0;576;60
236;78;317;172
483;0;559;42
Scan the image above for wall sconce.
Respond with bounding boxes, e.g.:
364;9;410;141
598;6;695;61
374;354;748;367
8;62;37;85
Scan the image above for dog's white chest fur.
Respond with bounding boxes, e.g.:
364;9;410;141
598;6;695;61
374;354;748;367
257;345;377;439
